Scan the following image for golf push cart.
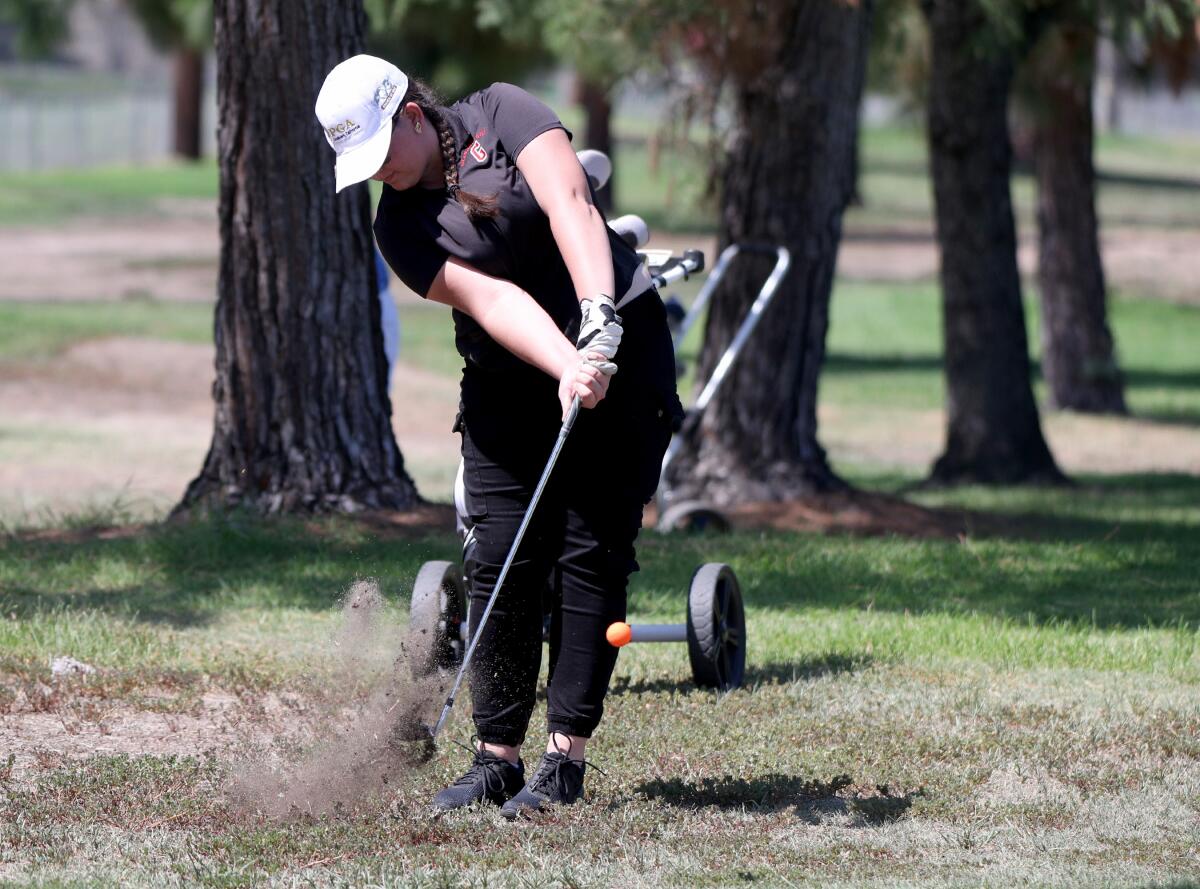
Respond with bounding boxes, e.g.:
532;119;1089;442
407;150;788;693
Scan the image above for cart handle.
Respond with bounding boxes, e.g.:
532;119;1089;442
657;243;791;503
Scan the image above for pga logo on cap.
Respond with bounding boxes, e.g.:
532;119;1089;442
325;119;362;144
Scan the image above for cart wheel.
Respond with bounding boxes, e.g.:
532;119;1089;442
686;563;746;690
408;560;466;678
658;500;732;533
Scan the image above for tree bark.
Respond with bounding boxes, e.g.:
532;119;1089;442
1030;26;1127;414
575;76;614;214
668;0;872;505
921;0;1064;485
172;46;204;161
179;0;420;514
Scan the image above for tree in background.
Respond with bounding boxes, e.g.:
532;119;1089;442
879;0;1196;428
0;0;212;160
363;0;549;99
507;0;874;503
0;0;73;57
1019;0;1196;415
364;0;624;215
178;0;419;514
919;0;1064;484
679;0;874;502
1021;9;1127;414
125;0;211;160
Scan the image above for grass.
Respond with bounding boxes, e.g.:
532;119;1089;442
0;489;1198;886
0;300;213;364
817;281;1200;424
0;162;218;227
2;117;1200;888
5;123;1196;233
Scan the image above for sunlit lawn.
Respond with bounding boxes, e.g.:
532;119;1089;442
1;122;1199;887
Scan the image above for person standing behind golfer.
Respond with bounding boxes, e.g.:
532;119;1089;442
315;56;681;818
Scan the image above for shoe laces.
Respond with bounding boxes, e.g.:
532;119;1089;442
527;736;604;796
450;737;514;797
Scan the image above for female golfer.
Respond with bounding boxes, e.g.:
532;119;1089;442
316;56;680;817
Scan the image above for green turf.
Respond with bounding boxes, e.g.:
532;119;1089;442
820;281;1200;423
0;300;214;364
3;115;1200;889
0;162;219;227
1;476;1198;886
4;123;1197;234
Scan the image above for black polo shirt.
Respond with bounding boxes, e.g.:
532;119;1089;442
373;82;648;373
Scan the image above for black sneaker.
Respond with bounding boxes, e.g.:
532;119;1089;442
499;751;586;819
432;746;525;811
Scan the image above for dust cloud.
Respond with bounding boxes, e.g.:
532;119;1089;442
228;580;447;819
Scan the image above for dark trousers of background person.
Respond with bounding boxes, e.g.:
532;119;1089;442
456;293;680;745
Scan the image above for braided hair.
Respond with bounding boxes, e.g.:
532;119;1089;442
400;78;499;223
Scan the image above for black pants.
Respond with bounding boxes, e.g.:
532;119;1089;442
457;294;679;745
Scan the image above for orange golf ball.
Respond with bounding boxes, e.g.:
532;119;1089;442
606;621;632;647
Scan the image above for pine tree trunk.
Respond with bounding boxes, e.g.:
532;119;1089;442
172;46;204;161
668;0;872;505
921;0;1064;485
178;0;420;515
1031;27;1127;414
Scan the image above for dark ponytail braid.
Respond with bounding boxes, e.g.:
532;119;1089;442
400;78;499;223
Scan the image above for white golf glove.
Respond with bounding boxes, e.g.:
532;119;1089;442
576;295;623;376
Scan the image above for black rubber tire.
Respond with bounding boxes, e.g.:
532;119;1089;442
657;500;732;533
686;563;746;690
408;560;466;678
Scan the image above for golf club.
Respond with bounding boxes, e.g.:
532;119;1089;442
424;394;583;743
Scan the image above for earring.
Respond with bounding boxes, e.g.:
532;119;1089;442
414;121;422;133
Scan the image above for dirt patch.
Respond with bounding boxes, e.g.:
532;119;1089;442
2;583;448;813
0;337;462;521
976;763;1083;808
722;492;976;539
820;404;1200;477
2;212;1196;307
0;689;319;780
0;215;220;303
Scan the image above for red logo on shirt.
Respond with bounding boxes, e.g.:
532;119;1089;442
460;129;490;167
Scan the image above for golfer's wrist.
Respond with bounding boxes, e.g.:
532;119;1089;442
552;339;583;379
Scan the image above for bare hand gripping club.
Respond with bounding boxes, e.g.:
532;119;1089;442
426;395;582;741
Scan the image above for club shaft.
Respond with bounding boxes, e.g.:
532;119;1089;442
430;396;582;740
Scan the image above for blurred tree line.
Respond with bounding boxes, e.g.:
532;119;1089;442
2;0;1195;512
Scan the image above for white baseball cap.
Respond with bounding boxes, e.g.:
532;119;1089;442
315;55;409;193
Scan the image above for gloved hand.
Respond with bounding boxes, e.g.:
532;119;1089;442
576;295;623;376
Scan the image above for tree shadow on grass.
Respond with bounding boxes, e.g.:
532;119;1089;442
5;470;1198;634
635;772;922;824
1;512;462;628
824;351;1200;426
609;655;871;697
635;471;1200;631
743;654;872;687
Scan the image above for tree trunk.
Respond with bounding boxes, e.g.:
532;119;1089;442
172;46;204;161
576;76;614;214
921;0;1064;485
668;0;872;505
1031;27;1127;414
179;0;419;514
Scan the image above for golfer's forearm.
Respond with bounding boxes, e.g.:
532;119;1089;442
469;285;579;379
516;128;615;302
547;196;615;303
